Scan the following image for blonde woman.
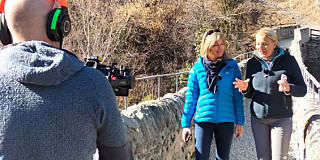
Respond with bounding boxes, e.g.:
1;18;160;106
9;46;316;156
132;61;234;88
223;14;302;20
234;27;307;160
181;29;245;160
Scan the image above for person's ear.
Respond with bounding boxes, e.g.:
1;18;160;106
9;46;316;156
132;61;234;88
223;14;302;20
273;41;277;48
0;0;12;45
46;0;71;42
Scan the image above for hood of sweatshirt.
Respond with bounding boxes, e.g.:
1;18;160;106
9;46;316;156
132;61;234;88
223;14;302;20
0;41;84;86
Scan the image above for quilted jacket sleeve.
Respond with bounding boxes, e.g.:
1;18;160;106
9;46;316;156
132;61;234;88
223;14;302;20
232;66;245;126
181;66;199;128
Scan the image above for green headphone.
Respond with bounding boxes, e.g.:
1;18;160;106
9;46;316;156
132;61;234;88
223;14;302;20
46;2;71;42
0;0;71;45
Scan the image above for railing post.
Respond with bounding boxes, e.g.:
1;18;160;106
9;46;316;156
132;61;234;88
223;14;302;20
306;75;310;93
158;77;161;100
176;75;179;93
312;81;315;101
310;28;312;37
125;96;127;110
318;87;320;114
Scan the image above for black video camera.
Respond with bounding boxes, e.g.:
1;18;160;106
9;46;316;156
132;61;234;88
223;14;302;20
84;56;135;96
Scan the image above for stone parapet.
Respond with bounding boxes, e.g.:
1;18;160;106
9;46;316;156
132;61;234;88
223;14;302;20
291;94;320;160
304;118;320;160
275;25;300;40
289;26;320;160
121;88;194;160
306;40;320;62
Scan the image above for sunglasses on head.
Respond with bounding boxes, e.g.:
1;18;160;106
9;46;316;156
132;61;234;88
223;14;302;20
203;29;221;39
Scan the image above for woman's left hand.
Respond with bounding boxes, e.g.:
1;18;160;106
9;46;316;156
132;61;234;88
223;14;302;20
235;125;243;138
277;75;290;92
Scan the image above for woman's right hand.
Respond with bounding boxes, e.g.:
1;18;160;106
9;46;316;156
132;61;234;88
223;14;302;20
181;127;192;143
233;78;250;92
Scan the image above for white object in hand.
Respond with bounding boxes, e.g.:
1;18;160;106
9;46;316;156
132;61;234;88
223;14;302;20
281;74;287;81
279;74;288;92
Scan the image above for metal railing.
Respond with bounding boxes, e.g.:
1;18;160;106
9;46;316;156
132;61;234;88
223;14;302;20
125;51;320;112
310;29;320;38
300;66;320;110
234;51;253;62
123;51;254;109
123;71;189;109
135;71;190;98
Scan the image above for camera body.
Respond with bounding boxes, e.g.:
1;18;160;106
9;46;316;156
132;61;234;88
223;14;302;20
84;56;135;96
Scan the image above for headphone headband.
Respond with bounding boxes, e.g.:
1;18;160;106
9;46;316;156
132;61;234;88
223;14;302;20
0;0;68;13
57;0;68;7
0;0;5;13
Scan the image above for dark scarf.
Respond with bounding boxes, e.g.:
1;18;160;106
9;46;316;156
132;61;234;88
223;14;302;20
201;57;226;94
261;47;279;66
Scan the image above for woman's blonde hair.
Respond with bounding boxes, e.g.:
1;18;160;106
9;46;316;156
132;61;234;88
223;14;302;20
256;27;278;44
200;29;232;60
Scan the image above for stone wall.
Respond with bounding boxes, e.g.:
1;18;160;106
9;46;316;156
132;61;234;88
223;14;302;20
289;27;309;66
306;36;320;81
121;88;194;160
306;38;320;61
289;27;320;160
275;25;300;40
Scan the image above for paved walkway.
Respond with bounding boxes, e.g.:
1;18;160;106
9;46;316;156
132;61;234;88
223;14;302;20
278;38;294;49
229;98;257;159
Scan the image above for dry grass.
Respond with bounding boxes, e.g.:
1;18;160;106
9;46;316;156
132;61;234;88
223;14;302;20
279;0;320;26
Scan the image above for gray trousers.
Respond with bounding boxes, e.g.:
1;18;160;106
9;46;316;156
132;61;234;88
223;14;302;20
251;116;292;160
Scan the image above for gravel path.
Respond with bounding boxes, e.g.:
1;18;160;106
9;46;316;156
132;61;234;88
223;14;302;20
209;98;256;160
230;98;257;159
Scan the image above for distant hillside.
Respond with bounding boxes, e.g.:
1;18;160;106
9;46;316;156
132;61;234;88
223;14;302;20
276;0;320;26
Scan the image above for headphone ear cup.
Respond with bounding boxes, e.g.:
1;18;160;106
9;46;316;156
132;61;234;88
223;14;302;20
46;7;71;42
0;13;12;45
59;13;71;37
46;9;59;41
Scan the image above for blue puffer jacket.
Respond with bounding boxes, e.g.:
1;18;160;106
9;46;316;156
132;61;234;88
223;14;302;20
181;57;245;127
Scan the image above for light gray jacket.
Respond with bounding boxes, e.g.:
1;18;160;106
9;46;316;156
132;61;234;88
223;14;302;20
0;41;133;160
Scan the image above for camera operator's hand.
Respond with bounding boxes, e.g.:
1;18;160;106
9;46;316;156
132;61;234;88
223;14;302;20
181;127;192;143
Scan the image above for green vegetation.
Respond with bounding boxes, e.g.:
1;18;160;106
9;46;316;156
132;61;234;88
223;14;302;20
141;94;156;102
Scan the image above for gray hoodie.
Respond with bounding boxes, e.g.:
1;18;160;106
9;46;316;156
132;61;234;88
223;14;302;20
0;41;132;160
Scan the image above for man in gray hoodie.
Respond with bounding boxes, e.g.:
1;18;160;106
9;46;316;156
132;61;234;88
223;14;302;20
0;0;133;159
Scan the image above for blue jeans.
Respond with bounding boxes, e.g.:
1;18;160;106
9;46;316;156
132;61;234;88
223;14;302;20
195;122;234;160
